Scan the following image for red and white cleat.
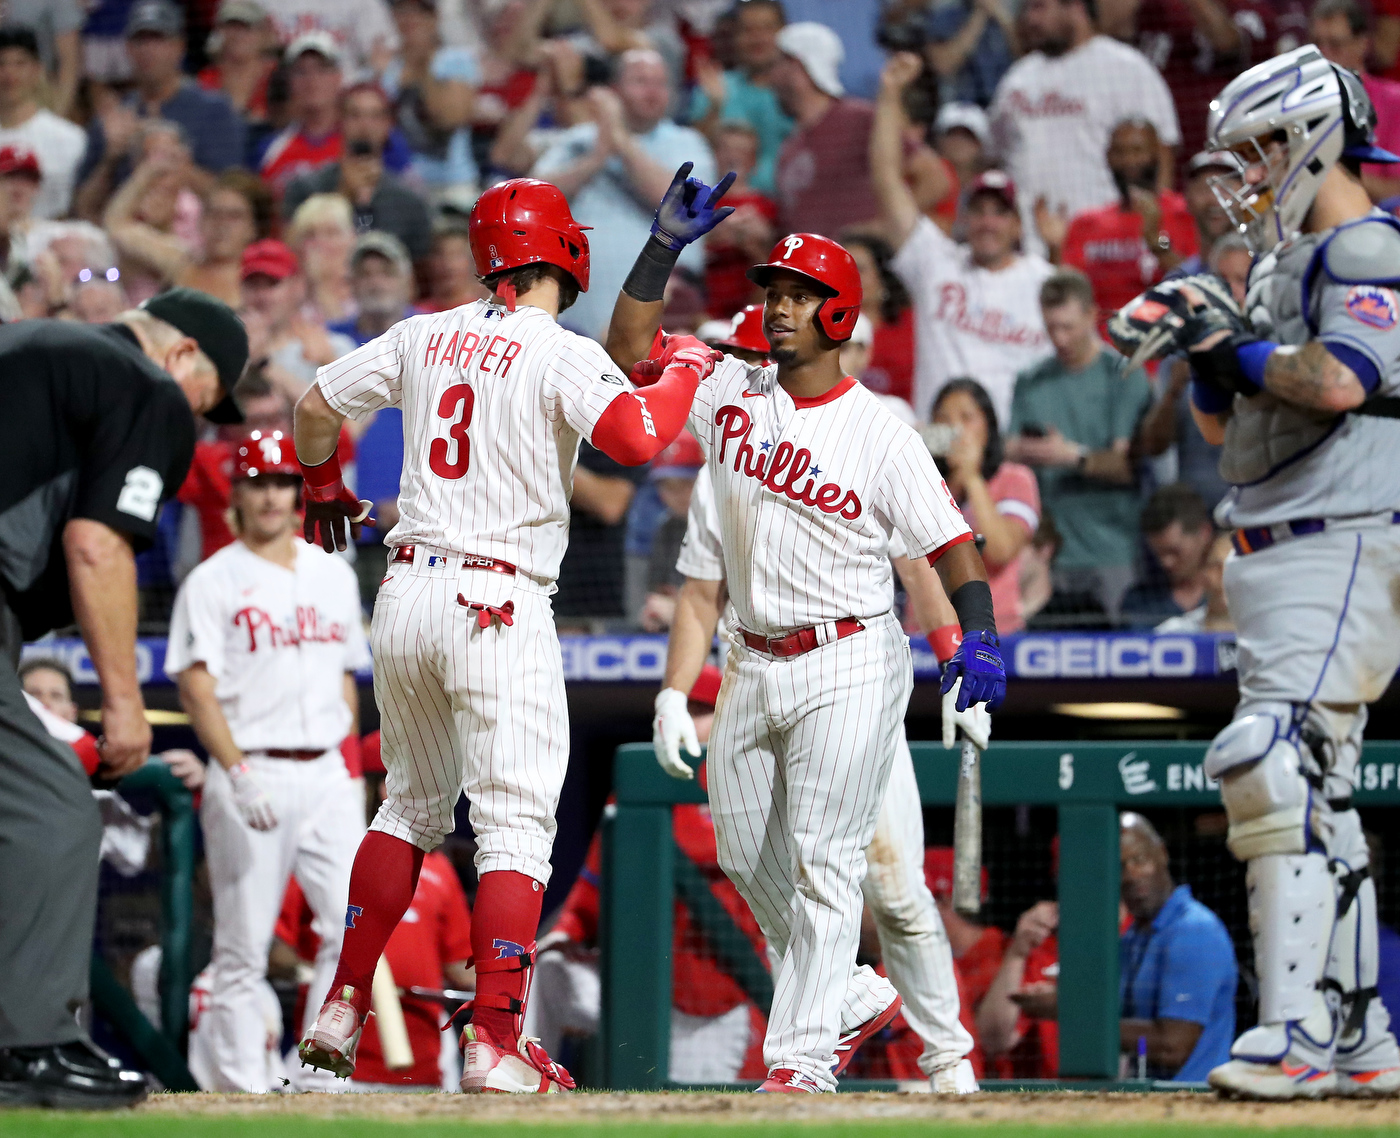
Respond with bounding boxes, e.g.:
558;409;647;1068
756;1068;823;1092
297;987;364;1079
831;994;903;1076
459;1025;575;1094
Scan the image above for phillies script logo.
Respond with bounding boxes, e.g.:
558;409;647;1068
936;283;1048;349
1004;89;1086;118
715;406;862;519
232;606;349;652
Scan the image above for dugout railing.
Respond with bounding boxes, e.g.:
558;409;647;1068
599;739;1400;1091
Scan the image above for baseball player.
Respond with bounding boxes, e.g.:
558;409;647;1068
659;459;983;1092
292;171;734;1093
1108;46;1400;1100
166;431;370;1093
608;225;1006;1092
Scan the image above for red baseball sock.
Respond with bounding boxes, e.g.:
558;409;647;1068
470;869;544;1043
327;831;425;1019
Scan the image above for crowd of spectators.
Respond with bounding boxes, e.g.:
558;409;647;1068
8;0;1394;631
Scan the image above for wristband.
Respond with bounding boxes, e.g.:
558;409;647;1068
1190;374;1233;415
299;449;345;500
949;579;997;635
622;235;682;303
1234;338;1275;394
928;624;962;665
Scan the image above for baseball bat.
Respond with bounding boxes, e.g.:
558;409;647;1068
372;955;415;1070
952;732;983;919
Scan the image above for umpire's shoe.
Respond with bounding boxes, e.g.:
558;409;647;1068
0;1039;146;1109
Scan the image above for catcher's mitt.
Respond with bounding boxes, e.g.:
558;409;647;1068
1106;274;1247;372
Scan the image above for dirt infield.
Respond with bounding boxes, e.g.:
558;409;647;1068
129;1089;1400;1129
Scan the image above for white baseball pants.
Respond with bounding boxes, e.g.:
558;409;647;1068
368;549;570;885
864;734;974;1075
709;612;911;1090
200;751;364;1092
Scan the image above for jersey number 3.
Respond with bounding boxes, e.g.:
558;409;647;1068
429;383;475;479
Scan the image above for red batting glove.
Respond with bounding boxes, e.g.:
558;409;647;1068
929;623;962;667
300;450;373;553
662;335;722;381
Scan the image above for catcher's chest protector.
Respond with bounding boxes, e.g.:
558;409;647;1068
1219;233;1339;486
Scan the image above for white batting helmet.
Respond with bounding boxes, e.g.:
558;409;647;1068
1206;44;1399;253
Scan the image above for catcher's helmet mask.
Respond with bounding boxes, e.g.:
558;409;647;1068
1206;45;1400;252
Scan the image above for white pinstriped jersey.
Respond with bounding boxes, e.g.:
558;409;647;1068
687;358;972;635
317;300;635;581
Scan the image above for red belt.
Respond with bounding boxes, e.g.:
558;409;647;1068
393;545;516;576
741;618;864;658
261;749;324;761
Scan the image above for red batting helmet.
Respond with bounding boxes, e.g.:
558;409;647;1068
715;304;770;355
233;430;299;480
469;179;592;293
746;233;862;343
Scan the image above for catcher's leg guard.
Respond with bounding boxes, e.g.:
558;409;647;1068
1328;808;1400;1094
1205;708;1338;1098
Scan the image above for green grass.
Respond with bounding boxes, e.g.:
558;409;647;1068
2;1119;1397;1138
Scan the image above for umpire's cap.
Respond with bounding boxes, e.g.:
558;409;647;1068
142;288;248;424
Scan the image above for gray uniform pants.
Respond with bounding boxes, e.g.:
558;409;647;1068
0;607;101;1048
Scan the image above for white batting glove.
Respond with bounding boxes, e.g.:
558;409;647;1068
942;679;992;751
228;761;278;831
653;687;700;780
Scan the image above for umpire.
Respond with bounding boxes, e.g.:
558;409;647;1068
0;289;247;1108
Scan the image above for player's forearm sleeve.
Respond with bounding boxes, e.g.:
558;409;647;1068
949;579;997;635
591;364;701;466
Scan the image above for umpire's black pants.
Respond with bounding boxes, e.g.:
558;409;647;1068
0;608;101;1048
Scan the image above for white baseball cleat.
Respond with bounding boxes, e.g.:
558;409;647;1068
930;1058;978;1094
1208;1057;1336;1100
297;988;364;1079
1333;1066;1400;1098
459;1025;575;1093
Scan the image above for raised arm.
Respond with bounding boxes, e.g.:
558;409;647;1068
295;383;369;552
605;163;735;374
872;54;923;247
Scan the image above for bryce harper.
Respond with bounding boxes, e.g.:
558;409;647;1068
166;431;369;1093
292;170;733;1093
1109;45;1400;1100
608;223;1007;1092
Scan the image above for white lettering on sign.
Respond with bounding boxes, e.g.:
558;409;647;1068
1058;753;1074;790
1166;764;1219;792
1119;752;1158;795
1359;763;1399;791
1014;636;1199;678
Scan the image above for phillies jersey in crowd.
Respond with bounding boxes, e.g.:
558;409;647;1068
166;541;370;753
891;217;1052;424
989;35;1180;258
316;300;637;582
259;128;343;195
1061;190;1199;324
687;356;973;635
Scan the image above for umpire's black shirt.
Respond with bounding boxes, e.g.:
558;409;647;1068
0;321;195;640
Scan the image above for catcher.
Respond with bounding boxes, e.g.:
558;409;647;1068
1107;46;1400;1101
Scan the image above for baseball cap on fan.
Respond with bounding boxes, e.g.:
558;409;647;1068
241;239;299;282
924;847;990;903
935;102;991;147
967;169;1017;212
285;29;343;67
215;0;269;25
0;146;40;181
126;0;184;37
777;22;844;98
649;431;704;481
1186;149;1242;179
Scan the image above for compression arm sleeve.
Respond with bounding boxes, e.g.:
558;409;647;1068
591;362;702;466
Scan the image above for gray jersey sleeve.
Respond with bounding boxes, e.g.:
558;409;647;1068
1313;279;1400;395
1314;218;1400;394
